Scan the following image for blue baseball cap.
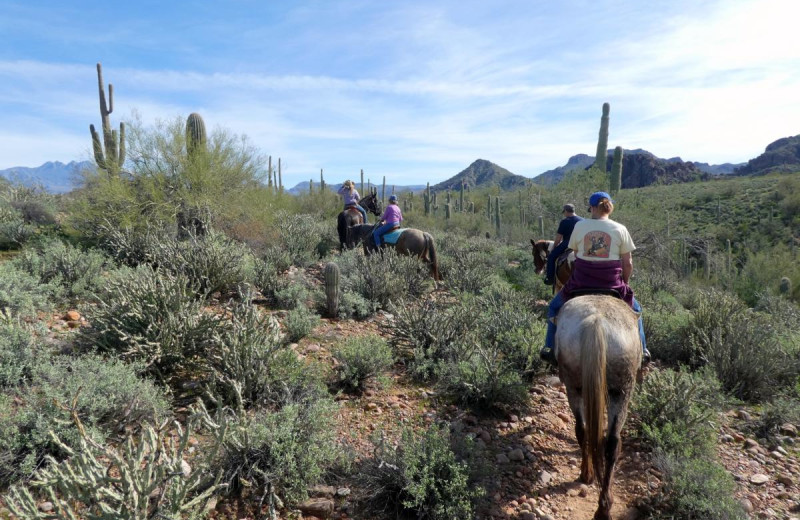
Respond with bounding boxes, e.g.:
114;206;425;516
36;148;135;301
389;194;398;202
588;191;613;207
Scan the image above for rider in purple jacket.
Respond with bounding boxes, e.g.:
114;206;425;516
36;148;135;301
373;194;403;247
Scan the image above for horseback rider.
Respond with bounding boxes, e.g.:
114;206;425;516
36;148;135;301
544;203;583;286
373;194;403;247
337;180;369;224
540;191;650;367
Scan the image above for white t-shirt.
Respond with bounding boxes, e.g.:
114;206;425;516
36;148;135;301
568;218;635;262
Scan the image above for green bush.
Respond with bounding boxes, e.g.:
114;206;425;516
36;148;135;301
0;354;169;487
359;424;483;520
273;280;310;310
337;290;377;320
0;320;36;387
632;367;722;458
5;403;224;520
274;211;331;267
80;265;221;382
332;335;394;392
284;305;320;343
643;309;692;365
338;248;431;310
649;454;747;520
0;262;58;319
214;397;340;506
751;396;800;441
12;238;109;301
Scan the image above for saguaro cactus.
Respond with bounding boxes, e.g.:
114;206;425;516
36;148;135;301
382;176;386;203
487;195;492;220
324;262;340;317
185;113;207;156
320;169;326;192
494;196;501;234
90;62;125;174
445;203;451;219
610;146;623;194
593;102;610;172
267;156;273;189
360;169;364;193
460;182;465;213
278;158;283;192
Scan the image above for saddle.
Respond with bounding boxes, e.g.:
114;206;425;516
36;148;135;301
381;227;405;245
555;248;574;268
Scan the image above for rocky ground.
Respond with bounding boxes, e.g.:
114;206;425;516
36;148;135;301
3;303;799;520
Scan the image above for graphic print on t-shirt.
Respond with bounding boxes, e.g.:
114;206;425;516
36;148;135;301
584;231;612;258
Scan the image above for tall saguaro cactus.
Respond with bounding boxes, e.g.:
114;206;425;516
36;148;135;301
185;113;207;155
593;102;610;172
325;262;340;317
90;63;126;174
610;146;623;194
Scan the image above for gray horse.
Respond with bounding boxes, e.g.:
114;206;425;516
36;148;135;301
346;224;441;281
555;295;641;520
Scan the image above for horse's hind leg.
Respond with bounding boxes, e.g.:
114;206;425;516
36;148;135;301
596;397;629;520
565;385;593;485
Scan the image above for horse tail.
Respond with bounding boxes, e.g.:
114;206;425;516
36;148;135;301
337;212;347;249
581;313;608;484
424;232;441;281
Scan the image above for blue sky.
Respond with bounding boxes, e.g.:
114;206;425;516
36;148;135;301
1;0;798;186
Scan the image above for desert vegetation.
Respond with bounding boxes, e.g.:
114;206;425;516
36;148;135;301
0;97;798;519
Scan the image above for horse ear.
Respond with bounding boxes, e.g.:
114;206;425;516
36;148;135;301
530;239;536;246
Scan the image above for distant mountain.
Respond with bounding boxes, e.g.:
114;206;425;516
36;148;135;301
689;162;742;175
287;181;427;196
0;161;93;193
432;159;530;191
533;149;721;187
734;135;800;176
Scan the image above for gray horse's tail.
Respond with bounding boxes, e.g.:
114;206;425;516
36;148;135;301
581;314;608;484
424;232;441;281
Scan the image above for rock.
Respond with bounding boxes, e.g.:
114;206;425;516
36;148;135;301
310;485;336;497
336;487;351;497
579;484;590;497
538;470;553;485
65;310;80;321
543;375;561;387
720;434;734;442
780;423;798;437
520;513;536;520
508;449;525;461
365;402;379;411
305;344;321;353
737;410;752;421
557;412;571;423
509;414;519;422
749;473;769;485
479;430;491;443
298;498;334;518
180;459;191;478
776;474;793;486
740;499;754;513
496;453;510;464
732;432;745;442
744;438;759;449
38;502;54;512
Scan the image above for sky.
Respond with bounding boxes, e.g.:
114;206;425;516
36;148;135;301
1;0;798;187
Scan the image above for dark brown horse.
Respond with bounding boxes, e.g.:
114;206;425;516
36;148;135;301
346;224;441;281
530;239;574;293
337;190;382;249
556;295;641;520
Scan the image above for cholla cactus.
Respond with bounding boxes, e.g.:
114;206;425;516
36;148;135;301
89;63;125;174
325;262;340;317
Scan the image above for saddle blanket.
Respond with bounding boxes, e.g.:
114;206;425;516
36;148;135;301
382;228;407;244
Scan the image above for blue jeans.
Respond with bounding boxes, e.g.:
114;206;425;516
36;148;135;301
545;291;646;352
373;222;398;246
346;204;368;224
546;242;568;281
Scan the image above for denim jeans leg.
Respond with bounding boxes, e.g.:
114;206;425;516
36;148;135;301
545;291;565;348
357;205;368;223
632;298;647;351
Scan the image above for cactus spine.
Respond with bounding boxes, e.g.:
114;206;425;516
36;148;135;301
610;146;623;194
594;102;610;172
185;113;207;156
324;263;340;317
90;63;125;174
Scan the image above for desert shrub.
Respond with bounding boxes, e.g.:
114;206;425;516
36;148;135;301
685;290;800;400
387;298;477;381
0;206;35;246
253;257;290;303
332;335;394;392
359;424;483;520
751;396;800;441
0;355;169;486
437;340;529;411
440;248;497;294
274;211;331;267
337;290;377;320
632;367;722;458
0;262;59;319
648;454;746;520
338;248;430;310
5;405;224;519
273;280;310;310
12;238;109;301
0;320;37;387
80;265;221;382
284;306;320;342
643;309;692;365
213;397;340;506
96;223;167;267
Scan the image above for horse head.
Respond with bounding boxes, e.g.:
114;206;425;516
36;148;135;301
530;239;553;274
361;189;383;217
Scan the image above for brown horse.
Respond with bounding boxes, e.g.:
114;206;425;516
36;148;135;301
555;295;641;520
530;239;574;293
346;224;441;281
337;190;382;249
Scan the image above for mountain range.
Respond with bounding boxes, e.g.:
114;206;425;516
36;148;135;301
4;134;798;194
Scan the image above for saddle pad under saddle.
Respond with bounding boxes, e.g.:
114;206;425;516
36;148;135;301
556;249;574;267
382;228;407;245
